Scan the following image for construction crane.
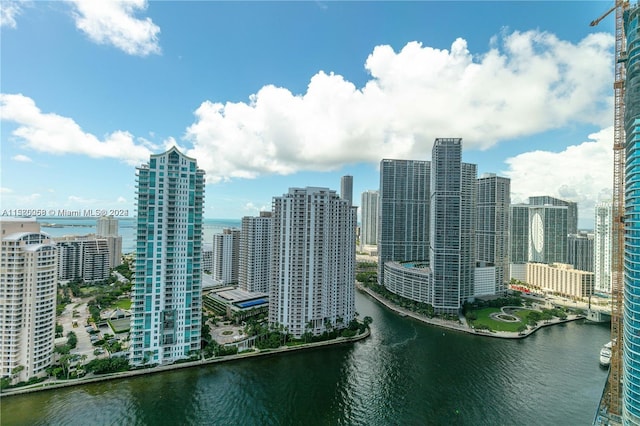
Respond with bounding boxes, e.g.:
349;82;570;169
591;0;629;417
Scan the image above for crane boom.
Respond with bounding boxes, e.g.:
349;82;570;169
590;5;616;26
591;0;629;418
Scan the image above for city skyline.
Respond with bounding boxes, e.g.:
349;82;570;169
1;2;617;228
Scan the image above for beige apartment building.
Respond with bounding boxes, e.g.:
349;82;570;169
526;262;594;299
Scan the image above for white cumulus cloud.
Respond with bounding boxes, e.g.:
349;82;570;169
68;0;160;56
0;0;27;28
12;154;32;162
504;127;613;227
0;93;153;165
185;30;614;183
243;202;269;214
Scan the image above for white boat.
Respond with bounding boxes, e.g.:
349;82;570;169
600;341;612;367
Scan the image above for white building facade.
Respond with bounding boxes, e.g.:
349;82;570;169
360;190;379;247
212;228;240;286
1;219;57;382
239;212;272;294
270;187;356;338
593;202;612;294
96;215;122;268
55;235;110;282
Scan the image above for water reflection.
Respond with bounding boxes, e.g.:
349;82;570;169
2;291;610;425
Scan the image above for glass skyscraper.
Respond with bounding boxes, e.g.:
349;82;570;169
529;195;578;235
430;138;476;312
378;159;431;288
476;174;511;295
624;4;640;424
129;147;205;366
360;190;379;247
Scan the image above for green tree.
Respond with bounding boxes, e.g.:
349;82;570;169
54;344;71;355
59;354;73;380
363;316;373;327
1;376;11;389
85;357;130;374
67;331;78;349
303;321;314;343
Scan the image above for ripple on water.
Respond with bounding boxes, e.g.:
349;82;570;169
1;298;610;426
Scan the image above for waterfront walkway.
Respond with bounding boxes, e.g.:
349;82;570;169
356;282;584;339
1;327;370;397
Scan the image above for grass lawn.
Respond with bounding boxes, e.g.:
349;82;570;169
470;307;537;332
79;287;98;295
113;298;131;310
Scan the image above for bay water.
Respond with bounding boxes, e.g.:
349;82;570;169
2;289;610;425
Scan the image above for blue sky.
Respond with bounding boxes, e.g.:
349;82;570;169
1;1;617;228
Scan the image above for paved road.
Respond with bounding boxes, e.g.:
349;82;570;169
57;299;97;362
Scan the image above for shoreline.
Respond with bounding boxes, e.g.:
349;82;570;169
1;327;370;398
356;282;584;339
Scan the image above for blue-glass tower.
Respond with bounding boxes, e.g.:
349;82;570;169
624;4;640;424
130;147;205;366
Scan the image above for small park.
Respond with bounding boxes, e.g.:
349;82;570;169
463;293;580;335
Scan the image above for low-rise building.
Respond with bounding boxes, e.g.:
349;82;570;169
526;262;594;299
383;261;431;304
204;287;269;323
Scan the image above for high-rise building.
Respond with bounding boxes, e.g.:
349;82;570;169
528;204;568;264
96;215;122;268
594;202;612;294
509;201;568;280
97;215;118;236
212;228;240;285
378;139;493;309
341;175;353;206
202;244;213;273
510;204;530;264
129;147;205;366
476;173;511;296
509;204;530;281
239;212;272;294
360;190;379;247
378;159;430;291
55;235;110;282
270;187;356;338
0;219;57;382
567;232;594;272
429;138;477;312
623;5;640;423
529;195;578;235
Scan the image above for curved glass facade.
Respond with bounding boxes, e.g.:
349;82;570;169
624;5;640;425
